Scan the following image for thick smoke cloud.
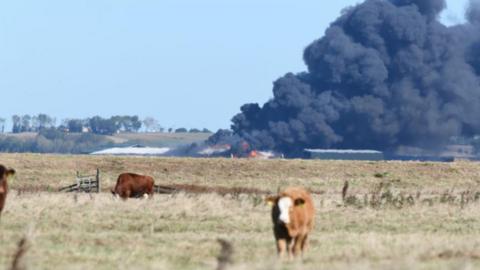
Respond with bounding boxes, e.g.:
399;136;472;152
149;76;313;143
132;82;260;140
391;0;445;18
230;0;480;156
467;0;480;24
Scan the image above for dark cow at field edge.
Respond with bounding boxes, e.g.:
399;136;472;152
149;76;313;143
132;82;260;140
266;186;315;259
111;173;154;200
0;165;15;217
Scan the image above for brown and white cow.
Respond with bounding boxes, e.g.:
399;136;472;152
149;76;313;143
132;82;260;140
0;165;15;217
111;173;154;200
266;186;315;259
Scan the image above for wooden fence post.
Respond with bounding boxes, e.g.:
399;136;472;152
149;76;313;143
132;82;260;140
96;168;100;193
76;171;80;193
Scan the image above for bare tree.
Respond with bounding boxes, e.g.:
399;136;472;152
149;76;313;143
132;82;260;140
12;115;21;133
142;117;161;132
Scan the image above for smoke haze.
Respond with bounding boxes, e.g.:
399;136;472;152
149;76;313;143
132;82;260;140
230;0;480;156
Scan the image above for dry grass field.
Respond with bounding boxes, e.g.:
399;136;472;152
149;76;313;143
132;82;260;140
1;154;480;269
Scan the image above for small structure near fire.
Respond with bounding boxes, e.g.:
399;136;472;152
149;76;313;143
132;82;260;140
246;150;282;159
305;149;384;161
391;144;476;161
197;144;231;157
440;145;475;160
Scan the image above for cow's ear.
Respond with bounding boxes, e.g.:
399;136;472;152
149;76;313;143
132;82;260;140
294;198;305;207
265;196;278;206
6;169;15;177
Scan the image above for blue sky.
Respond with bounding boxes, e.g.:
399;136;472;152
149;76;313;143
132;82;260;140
0;0;470;131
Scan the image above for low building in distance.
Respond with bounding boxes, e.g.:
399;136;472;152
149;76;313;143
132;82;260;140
305;149;384;161
90;144;170;156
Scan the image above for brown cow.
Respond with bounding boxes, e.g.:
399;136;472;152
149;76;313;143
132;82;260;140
0;165;15;217
111;173;154;200
266;186;315;259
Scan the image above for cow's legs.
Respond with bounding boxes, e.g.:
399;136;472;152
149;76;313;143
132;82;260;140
276;239;287;259
301;234;309;255
291;235;303;257
287;238;295;261
121;190;130;200
0;192;5;215
146;185;154;199
292;234;307;258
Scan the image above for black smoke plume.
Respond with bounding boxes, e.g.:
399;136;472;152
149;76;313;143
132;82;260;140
229;0;480;156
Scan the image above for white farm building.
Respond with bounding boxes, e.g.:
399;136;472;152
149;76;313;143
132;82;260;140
90;145;170;156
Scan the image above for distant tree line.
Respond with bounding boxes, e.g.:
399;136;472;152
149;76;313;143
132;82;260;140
0;113;213;154
174;127;211;133
5;114;212;135
12;114;56;133
62;116;142;135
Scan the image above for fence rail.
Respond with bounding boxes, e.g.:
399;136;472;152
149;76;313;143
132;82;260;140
154;185;178;194
153;184;268;196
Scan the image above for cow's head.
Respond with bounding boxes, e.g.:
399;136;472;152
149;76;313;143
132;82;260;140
266;195;305;224
0;165;15;194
